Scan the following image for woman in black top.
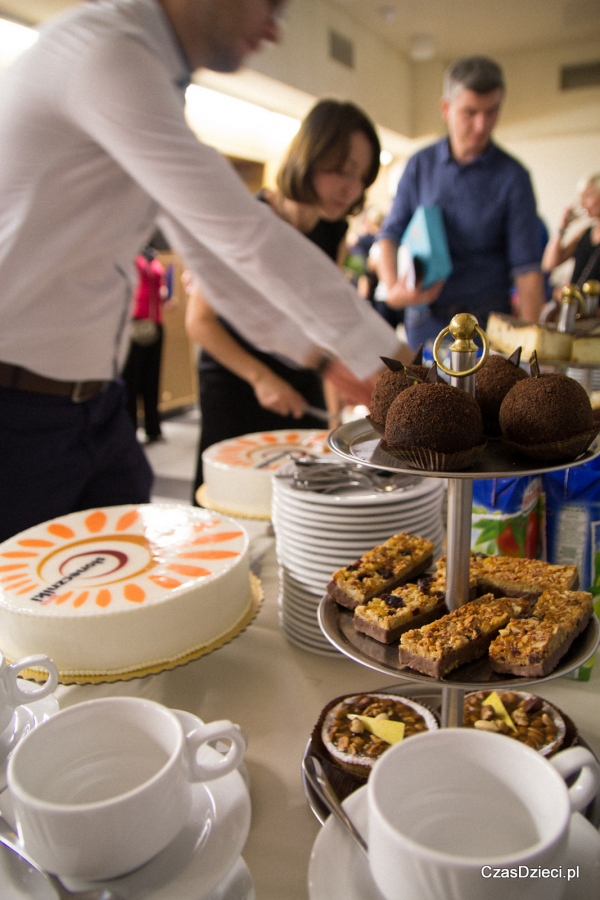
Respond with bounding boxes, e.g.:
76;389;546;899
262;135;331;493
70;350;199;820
543;173;600;289
186;100;381;498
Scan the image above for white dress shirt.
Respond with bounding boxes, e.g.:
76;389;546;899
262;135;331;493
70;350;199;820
0;0;398;382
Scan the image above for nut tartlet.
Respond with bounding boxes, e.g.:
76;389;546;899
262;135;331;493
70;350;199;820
319;692;438;778
463;690;566;756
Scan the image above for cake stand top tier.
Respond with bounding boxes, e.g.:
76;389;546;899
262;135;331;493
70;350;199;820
327;419;600;479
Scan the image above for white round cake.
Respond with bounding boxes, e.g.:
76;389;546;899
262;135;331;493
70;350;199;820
0;504;252;678
200;429;330;518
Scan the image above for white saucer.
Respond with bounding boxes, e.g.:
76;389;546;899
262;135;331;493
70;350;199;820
1;712;251;900
308;786;600;900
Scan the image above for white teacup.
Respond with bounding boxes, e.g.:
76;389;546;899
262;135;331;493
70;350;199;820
7;696;247;880
367;729;600;900
0;651;58;735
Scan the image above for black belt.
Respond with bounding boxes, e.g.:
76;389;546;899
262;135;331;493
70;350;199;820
0;362;109;403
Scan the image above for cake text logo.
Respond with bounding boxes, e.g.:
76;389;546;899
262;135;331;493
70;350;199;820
0;507;245;611
30;555;107;602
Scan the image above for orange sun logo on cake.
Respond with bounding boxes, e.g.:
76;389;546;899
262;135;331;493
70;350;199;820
206;429;330;470
0;505;246;611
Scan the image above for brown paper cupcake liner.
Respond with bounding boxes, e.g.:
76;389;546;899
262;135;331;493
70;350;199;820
380;441;487;472
504;426;600;462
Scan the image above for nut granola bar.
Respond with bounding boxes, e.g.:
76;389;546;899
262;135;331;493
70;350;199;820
420;554;479;602
471;556;578;602
354;583;446;644
398;594;532;679
488;589;593;677
326;533;434;611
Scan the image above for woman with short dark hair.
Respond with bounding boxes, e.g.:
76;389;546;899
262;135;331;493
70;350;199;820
186;99;381;499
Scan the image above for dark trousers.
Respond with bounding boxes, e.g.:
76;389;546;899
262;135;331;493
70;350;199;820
193;362;326;503
0;380;153;543
122;326;164;439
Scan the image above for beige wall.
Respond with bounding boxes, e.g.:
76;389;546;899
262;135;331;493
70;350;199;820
496;40;600;233
245;3;600;233
247;0;413;136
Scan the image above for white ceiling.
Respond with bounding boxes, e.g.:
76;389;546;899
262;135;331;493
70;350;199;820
329;0;600;59
4;0;600;59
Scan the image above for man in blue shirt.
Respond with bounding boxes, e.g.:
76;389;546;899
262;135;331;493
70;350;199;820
377;56;544;349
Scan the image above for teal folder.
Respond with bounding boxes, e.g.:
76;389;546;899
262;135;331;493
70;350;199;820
400;205;452;289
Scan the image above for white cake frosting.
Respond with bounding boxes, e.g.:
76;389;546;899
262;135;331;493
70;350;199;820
0;504;251;676
201;429;330;518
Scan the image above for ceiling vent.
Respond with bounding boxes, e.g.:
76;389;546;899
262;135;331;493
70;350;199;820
560;59;600;90
328;29;355;69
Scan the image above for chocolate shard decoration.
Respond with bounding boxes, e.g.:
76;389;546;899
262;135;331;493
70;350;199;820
405;370;423;385
380;356;406;373
508;347;522;368
529;350;541;378
410;344;424;367
425;364;442;384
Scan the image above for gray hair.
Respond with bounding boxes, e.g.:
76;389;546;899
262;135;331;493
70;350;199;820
443;56;505;101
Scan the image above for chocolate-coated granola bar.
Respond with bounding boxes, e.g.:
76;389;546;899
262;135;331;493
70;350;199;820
326;533;434;611
471;556;578;602
488;589;593;677
354;582;446;644
398;594;532;678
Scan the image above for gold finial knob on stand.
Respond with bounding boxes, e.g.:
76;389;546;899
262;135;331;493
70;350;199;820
582;281;600;318
432;313;489;380
558;285;584;331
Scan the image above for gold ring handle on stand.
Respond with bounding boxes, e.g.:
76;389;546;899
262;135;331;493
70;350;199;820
432;314;489;378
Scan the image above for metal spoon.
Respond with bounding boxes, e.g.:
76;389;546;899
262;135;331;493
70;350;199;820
302;755;368;857
0;814;121;900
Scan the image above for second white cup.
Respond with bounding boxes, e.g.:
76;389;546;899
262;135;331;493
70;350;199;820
7;696;247;879
367;728;600;900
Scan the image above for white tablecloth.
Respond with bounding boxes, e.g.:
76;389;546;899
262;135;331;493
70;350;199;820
54;519;600;900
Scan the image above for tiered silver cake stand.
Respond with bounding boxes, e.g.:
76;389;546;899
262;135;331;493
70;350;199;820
318;314;600;729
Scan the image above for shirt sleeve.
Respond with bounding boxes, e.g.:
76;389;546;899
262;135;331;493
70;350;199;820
504;164;542;277
65;33;399;378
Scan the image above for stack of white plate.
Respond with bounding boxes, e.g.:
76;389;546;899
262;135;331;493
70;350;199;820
272;469;446;655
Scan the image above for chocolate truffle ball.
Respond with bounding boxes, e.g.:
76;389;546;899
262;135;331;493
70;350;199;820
369;364;429;430
385;382;484;454
475;354;528;437
499;373;594;446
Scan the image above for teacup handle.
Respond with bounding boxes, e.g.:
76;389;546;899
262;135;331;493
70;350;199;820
550;746;600;813
7;656;59;704
184;719;247;782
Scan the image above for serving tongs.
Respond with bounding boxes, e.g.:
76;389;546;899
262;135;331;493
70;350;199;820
284;460;409;494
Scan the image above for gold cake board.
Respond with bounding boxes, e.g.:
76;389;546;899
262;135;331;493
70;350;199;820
195;484;271;521
17;573;264;686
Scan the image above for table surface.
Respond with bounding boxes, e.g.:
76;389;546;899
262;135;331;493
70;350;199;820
54;519;600;900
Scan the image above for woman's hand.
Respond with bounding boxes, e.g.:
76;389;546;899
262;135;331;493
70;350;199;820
252;369;308;417
386;276;445;309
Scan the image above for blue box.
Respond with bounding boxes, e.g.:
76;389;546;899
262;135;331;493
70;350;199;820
400;205;452;289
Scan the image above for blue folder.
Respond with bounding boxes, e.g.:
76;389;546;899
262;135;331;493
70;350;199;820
400;205;452;289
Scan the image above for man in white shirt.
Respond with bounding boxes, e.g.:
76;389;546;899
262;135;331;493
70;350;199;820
0;0;405;541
